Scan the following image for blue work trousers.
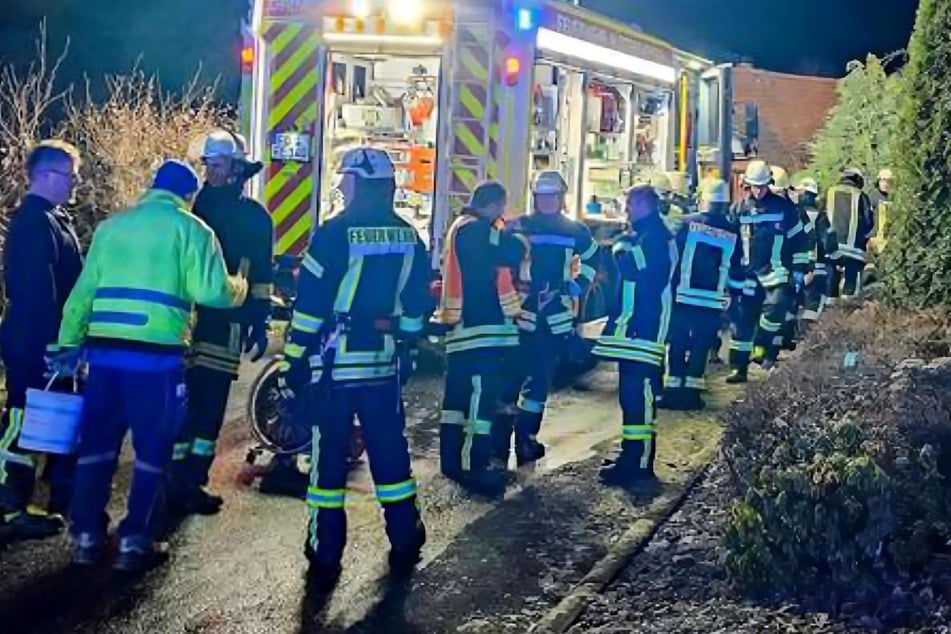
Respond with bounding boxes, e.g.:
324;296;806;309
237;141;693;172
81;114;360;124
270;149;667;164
70;357;187;543
514;330;567;441
304;377;421;567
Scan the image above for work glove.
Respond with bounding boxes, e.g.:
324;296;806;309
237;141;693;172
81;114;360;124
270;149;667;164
44;346;83;380
244;321;269;362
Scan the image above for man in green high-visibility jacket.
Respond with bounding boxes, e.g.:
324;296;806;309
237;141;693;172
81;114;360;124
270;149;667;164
55;159;248;572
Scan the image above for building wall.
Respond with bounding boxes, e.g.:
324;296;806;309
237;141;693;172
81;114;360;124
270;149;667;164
732;64;839;173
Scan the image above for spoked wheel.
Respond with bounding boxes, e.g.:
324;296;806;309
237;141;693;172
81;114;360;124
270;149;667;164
246;358;368;460
247;358;312;455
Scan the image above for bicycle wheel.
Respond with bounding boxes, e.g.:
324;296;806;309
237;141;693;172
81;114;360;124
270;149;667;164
246;358;312;455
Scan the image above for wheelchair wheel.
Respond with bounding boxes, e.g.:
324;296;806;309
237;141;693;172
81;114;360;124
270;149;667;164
246;357;312;455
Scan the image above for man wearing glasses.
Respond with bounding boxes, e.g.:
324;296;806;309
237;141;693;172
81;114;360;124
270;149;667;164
0;140;84;543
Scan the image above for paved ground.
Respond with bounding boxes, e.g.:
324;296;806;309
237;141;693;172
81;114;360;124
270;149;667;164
0;352;736;634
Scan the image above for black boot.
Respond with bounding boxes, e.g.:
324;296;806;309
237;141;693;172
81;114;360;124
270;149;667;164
439;424;466;483
725;368;748;384
461;435;507;497
1;508;65;542
258;457;309;499
599;440;657;490
168;486;223;516
389;521;426;574
680;388;705;411
491;414;515;463
659;387;684;410
515;437;546;467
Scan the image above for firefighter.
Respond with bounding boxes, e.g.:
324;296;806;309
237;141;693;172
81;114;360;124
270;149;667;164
770;166;810;351
57;160;247;570
277;147;430;585
796;177;838;331
727;160;809;383
437;182;528;496
826;168;874;301
651;172;687;233
504;171;599;466
868;168;892;254
0;141;84;543
167;131;273;516
664;179;743;411
593;184;677;488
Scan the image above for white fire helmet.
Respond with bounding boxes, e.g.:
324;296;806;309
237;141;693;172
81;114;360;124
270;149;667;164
337;146;395;180
532;170;568;195
797;177;819;195
743;160;772;186
701;178;730;204
201;130;245;160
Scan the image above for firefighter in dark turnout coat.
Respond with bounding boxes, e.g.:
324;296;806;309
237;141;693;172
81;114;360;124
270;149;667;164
826;168;874;301
0;141;83;542
664;179;742;411
593;184;678;488
167;131;273;515
503;171;599;466
278;147;431;585
795;177;838;329
727;160;810;382
437;182;529;496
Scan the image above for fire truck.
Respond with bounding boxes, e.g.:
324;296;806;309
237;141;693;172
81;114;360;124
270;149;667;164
239;0;734;328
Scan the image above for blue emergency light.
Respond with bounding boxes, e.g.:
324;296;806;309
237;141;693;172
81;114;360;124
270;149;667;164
516;8;535;31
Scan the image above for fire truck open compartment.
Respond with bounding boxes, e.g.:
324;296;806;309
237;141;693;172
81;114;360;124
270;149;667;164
529;59;674;224
320;49;443;239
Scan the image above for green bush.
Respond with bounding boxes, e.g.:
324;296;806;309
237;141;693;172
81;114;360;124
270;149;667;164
882;0;951;309
808;54;903;194
721;304;951;623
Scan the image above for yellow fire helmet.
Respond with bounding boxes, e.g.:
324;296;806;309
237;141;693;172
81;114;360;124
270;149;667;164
701;178;730;204
649;172;672;192
796;177;819;195
743;160;772;186
769;165;790;191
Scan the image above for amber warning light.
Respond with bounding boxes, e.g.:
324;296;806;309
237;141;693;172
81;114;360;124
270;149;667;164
241;46;254;71
503;56;521;86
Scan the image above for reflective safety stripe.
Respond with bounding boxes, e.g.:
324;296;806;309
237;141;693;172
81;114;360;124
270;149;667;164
613;281;636;337
441;410;466;426
758;316;782;333
517;396;544;414
578;263;597;282
730;341;754;352
172;442;190;461
0;408;25;483
792;253;812;264
528;234;576;247
291;311;324;334
191;355;241;374
94;287;190;312
446;322;519;354
333;255;364;313
0;449;34;468
399;315;423;333
90;311;148;326
284;342;306;359
578;240;599;261
469;419;493;435
740;213;784;224
623;424;655;442
306;486;346;509
640;378;655;469
191;438;216;457
134;459;162;474
301;254;324;278
665;376;683;388
376;479;417;504
685;376;705;390
593;336;665;366
786;222;803;238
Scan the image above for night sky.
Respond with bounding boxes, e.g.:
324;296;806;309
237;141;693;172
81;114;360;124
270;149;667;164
0;0;921;100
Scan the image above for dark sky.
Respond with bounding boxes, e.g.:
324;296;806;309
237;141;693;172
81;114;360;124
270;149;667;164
0;0;920;100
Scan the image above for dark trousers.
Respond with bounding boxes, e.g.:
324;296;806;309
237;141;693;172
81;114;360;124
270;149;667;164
729;284;794;370
440;348;506;474
0;362;75;513
70;362;187;542
168;366;233;492
305;378;421;566
829;258;864;299
667;303;721;392
802;270;829;321
514;330;567;444
617;361;662;473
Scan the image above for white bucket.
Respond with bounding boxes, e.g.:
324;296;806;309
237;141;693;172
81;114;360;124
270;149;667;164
20;378;84;455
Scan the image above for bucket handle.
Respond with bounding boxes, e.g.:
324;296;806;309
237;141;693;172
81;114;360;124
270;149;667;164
44;372;80;394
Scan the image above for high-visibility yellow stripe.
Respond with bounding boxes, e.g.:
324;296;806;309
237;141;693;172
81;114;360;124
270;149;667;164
265;165;301;202
453;121;484;156
272;35;321;93
269;68;320;128
458;85;486;121
269;25;300;58
276;215;313;255
272;179;313;226
451;165;479;191
458;47;489;82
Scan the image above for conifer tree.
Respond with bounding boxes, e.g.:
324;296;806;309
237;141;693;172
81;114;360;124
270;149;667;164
882;0;951;308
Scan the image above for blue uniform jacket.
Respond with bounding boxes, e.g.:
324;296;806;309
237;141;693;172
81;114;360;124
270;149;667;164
593;213;678;367
672;212;744;310
1;194;83;372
